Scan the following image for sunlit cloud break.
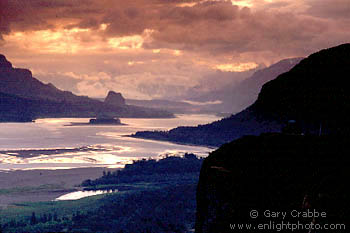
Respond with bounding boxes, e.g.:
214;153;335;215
1;0;349;99
216;62;258;72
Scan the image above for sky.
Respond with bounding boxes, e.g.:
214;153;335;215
0;0;349;100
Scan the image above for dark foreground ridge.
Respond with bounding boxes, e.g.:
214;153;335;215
195;133;350;233
132;43;350;147
195;44;350;232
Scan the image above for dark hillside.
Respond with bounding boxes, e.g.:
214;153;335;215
195;134;349;232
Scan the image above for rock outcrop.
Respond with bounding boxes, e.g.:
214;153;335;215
89;118;122;125
104;91;126;107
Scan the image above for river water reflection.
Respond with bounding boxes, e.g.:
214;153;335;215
55;190;116;201
0;114;221;170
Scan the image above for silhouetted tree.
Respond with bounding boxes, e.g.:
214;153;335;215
40;213;47;223
30;212;37;225
48;213;52;222
53;212;58;222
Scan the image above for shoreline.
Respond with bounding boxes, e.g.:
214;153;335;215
127;134;218;150
0;114;177;124
0;146;112;158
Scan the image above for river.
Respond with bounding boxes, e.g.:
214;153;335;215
0;114;220;170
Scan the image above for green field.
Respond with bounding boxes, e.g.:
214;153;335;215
0;156;202;232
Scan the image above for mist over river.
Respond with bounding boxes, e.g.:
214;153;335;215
0;114;220;170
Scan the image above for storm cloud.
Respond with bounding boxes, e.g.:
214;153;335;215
1;0;349;99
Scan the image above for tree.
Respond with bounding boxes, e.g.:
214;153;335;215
53;212;58;222
30;212;37;225
48;213;52;222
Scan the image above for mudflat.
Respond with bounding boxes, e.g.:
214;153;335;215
0;167;115;207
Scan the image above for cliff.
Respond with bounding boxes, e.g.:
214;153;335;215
195;134;349;232
253;44;350;134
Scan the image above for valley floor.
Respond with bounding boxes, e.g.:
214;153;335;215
0;167;115;207
0;155;201;232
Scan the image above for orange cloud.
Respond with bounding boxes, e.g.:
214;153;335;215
1;0;349;100
216;62;258;72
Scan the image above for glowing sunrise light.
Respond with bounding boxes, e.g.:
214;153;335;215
100;23;108;30
216;62;258;72
178;0;254;8
173;50;182;56
4;27;148;54
67;28;90;33
177;2;197;7
128;61;144;66
4;28;91;54
108;35;144;50
230;0;253;7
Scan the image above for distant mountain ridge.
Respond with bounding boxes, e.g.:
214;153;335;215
0;55;173;121
133;43;350;146
0;55;98;104
193;57;303;114
126;99;204;114
225;57;303;112
125;58;302;115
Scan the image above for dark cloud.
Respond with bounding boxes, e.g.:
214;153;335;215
306;0;350;20
0;0;99;36
0;0;346;58
163;1;240;22
1;0;349;100
103;7;151;36
145;2;327;56
65;18;101;30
